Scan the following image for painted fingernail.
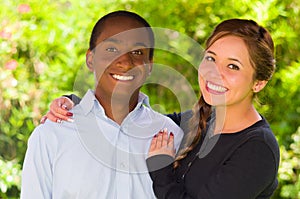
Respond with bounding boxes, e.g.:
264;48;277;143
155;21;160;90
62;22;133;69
154;134;157;138
66;112;73;116
170;132;174;136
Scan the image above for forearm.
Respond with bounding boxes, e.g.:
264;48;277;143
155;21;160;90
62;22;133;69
62;94;192;126
147;140;277;199
147;155;194;199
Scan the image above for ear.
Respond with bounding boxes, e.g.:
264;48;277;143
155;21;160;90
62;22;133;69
86;49;94;72
252;80;268;93
148;59;153;75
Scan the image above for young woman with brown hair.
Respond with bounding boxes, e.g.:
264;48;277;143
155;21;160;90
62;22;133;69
146;19;279;199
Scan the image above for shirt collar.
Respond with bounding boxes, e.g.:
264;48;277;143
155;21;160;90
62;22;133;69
136;92;150;108
79;89;97;115
79;89;151;116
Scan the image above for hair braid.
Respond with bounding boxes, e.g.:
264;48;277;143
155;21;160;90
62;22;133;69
174;96;211;168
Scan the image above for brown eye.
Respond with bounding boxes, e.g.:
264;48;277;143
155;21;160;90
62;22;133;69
205;56;215;62
228;64;240;70
106;47;118;52
131;49;143;55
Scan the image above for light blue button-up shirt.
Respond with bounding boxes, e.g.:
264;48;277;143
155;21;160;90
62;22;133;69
21;90;184;199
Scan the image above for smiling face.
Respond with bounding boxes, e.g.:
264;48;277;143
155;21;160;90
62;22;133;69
198;35;264;108
86;16;153;103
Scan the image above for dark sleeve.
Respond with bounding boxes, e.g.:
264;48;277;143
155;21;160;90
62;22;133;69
147;155;194;199
148;140;278;199
166;111;192;130
63;94;81;105
166;112;182;126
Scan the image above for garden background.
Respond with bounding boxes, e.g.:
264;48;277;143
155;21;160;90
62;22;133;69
0;0;299;198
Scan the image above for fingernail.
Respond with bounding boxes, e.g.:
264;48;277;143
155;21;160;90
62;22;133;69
170;132;174;136
57;119;62;123
67;118;74;123
163;128;168;133
154;134;157;138
40;117;46;124
66;112;73;116
62;104;68;110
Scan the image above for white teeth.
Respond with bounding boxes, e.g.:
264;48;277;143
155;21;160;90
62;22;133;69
112;74;134;81
207;82;227;92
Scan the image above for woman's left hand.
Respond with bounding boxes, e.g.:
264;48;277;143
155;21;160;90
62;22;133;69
148;128;176;158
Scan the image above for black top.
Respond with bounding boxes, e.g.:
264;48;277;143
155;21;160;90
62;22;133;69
146;116;280;199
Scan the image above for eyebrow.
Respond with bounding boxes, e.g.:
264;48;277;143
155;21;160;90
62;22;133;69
103;38;121;44
103;38;148;48
228;58;243;66
207;50;216;55
134;42;148;48
206;50;244;66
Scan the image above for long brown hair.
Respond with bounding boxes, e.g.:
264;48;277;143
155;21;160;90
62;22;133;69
174;19;275;168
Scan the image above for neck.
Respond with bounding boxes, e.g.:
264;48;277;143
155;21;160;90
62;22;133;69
95;92;139;125
214;103;261;134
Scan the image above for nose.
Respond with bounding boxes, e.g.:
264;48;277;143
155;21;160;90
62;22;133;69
199;61;223;79
115;52;134;71
213;63;223;77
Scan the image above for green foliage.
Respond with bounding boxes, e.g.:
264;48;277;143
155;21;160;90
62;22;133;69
0;0;299;198
0;158;21;198
278;127;300;199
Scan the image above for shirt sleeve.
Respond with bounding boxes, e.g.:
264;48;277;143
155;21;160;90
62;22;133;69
147;140;278;199
63;94;82;105
21;126;54;199
147;155;194;199
166;111;192;128
166;112;182;126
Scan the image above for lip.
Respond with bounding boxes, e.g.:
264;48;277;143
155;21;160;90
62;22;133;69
205;81;228;95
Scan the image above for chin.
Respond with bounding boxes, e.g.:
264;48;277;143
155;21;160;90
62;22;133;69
202;93;227;106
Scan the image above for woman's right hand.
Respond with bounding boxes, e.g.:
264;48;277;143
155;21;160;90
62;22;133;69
40;97;75;124
148;128;175;158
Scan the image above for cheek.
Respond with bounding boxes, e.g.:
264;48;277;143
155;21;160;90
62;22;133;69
228;74;254;92
197;62;211;90
198;74;206;93
93;65;107;81
198;63;205;83
93;55;112;71
94;51;117;66
135;65;148;80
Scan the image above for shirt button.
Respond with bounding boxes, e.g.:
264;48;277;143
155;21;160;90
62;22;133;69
120;162;127;168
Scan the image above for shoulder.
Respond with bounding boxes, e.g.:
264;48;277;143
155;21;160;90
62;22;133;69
28;119;77;146
146;108;183;131
140;107;184;146
233;117;280;168
245;118;279;154
166;110;192;131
